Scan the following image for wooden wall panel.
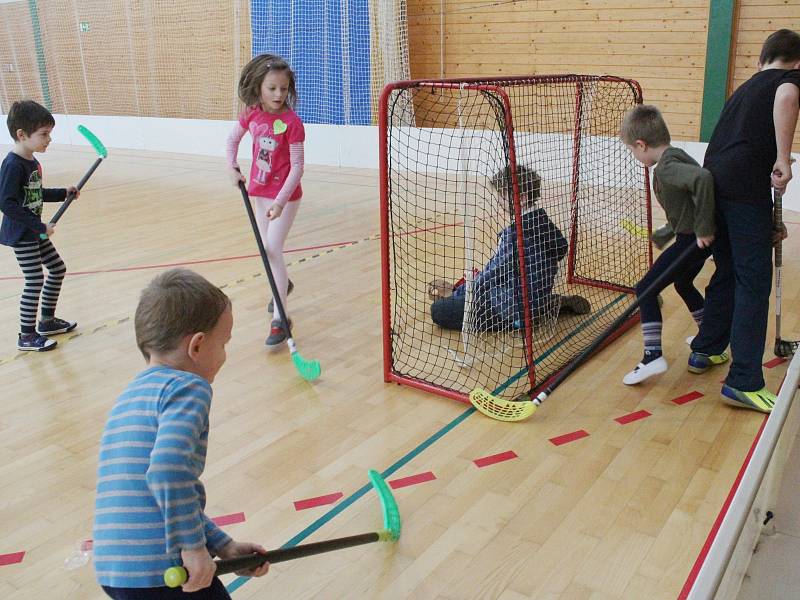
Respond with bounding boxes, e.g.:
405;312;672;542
2;0;251;120
408;0;711;140
731;1;800;150
0;3;45;115
409;1;800;146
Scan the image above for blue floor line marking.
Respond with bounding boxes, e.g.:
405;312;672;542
227;407;475;592
228;292;630;593
495;294;628;395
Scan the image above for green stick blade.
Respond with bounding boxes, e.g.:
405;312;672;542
368;470;401;541
77;124;108;158
292;351;321;381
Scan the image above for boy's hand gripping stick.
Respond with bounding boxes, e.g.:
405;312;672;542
163;470;400;587
41;125;107;239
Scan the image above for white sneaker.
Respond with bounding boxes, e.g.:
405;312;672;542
623;357;668;385
686;335;695;346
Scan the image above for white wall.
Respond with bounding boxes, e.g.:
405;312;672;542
3;113;799;211
44;114;379;170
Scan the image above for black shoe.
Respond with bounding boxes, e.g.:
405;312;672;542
268;279;294;313
558;295;591;315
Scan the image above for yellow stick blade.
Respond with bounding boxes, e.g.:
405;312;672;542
469;388;537;422
620;218;649;239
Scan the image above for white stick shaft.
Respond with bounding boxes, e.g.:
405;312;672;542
774;187;783;339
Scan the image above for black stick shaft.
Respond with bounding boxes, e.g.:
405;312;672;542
211;532;380;575
237;181;293;336
537;241;700;400
50;156;104;225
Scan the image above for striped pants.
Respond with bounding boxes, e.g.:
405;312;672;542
13;239;66;334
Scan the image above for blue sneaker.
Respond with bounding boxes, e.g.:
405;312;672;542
17;332;57;352
37;317;77;335
721;385;776;413
688;351;729;374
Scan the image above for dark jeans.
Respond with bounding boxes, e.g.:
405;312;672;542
103;577;231;600
430;294;500;331
691;198;773;391
637;233;710;324
430;293;562;331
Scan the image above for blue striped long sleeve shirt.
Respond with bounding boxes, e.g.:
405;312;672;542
93;366;231;588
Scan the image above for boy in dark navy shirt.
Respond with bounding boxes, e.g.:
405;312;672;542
689;29;800;412
429;165;590;331
0;100;79;351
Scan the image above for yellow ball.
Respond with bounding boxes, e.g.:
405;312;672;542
163;566;188;588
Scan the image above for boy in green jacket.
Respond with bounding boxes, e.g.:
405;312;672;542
620;105;715;385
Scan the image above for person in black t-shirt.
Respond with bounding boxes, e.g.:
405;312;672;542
688;29;800;413
0;101;79;351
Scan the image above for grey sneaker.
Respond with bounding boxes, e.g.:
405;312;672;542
265;318;292;347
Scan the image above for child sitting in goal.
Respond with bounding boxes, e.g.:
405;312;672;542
429;164;591;331
93;269;270;599
619;105;715;385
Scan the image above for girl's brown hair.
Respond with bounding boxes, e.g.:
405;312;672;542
238;54;298;109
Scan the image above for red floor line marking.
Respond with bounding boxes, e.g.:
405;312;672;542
211;512;246;527
397;222;462;237
474;450;518;468
0;551;25;566
294;492;344;511
0;223;460;280
0;241;355;281
764;357;788;369
677;415;768;599
615;410;652;425
389;471;436;489
672;391;704;405
549;430;590;446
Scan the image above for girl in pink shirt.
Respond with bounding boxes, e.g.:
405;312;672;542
226;54;305;347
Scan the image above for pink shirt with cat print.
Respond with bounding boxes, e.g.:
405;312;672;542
239;107;304;202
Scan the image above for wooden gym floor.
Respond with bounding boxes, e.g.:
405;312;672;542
0;144;796;599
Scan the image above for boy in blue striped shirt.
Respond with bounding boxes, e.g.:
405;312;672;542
94;269;269;599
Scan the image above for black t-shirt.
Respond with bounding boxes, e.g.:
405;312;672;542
0;152;65;246
704;68;800;204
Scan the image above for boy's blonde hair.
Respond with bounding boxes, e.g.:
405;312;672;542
135;269;230;360
620;105;671;147
490;164;542;211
